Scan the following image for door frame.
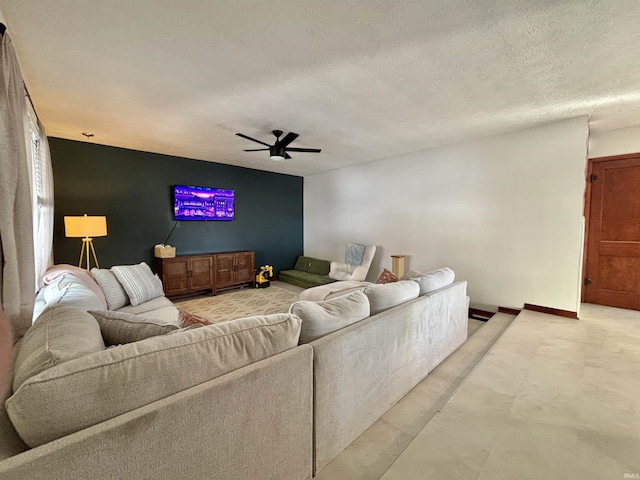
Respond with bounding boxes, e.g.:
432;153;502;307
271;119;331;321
581;151;640;303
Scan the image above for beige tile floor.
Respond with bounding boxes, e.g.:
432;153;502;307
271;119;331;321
315;304;640;479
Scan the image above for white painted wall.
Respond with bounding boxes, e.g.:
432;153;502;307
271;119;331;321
305;117;588;313
589;125;640;158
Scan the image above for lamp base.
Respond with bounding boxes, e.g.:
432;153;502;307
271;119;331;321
79;237;100;270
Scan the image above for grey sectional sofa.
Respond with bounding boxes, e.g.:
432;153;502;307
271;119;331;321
0;265;467;479
0;265;313;480
291;274;468;473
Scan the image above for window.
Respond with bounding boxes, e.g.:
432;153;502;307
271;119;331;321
27;111;54;290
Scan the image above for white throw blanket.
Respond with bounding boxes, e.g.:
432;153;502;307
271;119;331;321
298;281;372;301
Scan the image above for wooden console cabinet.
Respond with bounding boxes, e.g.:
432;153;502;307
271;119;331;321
214;250;255;295
157;251;255;298
157;254;214;297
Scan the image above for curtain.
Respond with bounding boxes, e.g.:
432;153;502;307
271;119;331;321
0;31;35;339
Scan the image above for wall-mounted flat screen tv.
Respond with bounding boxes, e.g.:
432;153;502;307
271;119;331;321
174;185;235;221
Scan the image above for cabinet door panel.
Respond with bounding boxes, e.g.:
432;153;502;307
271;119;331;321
235;252;255;284
190;257;213;290
162;259;189;295
215;254;235;288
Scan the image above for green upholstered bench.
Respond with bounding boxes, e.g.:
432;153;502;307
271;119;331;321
278;256;336;289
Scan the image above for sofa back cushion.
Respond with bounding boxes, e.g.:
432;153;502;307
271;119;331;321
290;291;370;343
406;267;455;295
43;274;107;312
6;313;302;447
91;268;130;310
294;256;330;275
12;306;105;391
363;281;420;315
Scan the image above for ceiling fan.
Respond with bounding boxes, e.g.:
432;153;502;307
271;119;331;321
236;130;321;161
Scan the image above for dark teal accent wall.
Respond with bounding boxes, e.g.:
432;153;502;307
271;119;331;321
49;138;303;274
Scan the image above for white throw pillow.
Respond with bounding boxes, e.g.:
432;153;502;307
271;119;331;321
91;268;130;310
111;262;164;307
289;291;370;343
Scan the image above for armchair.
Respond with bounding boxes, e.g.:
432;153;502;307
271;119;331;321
329;244;376;282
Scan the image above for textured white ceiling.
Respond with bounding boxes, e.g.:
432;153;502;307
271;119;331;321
1;0;640;176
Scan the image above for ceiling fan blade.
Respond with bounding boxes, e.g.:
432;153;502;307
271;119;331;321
236;133;271;147
244;148;270;152
278;132;299;148
285;147;321;153
284;152;292;159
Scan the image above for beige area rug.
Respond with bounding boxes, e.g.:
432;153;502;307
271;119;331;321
175;284;301;324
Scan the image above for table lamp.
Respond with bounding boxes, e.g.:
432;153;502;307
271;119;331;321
64;214;107;269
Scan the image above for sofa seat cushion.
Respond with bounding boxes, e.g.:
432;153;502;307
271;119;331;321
6;313;302;448
116;296;179;325
12;306;105;391
290;291;370;343
293;256;331;275
363;281;420;315
278;270;335;289
405;267;455;295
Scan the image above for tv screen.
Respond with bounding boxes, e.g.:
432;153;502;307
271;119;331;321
174;185;235;221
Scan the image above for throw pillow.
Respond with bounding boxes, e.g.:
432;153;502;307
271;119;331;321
178;308;212;327
375;268;398;284
91;268;130;310
289;290;370;343
13;306;105;391
111;262;164;307
89;310;178;346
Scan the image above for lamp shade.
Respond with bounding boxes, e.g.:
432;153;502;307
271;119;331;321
64;214;107;238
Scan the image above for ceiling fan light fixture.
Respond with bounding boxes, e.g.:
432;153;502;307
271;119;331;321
270;145;285;161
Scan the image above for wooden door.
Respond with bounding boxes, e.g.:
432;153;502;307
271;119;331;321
584;154;640;310
189;256;213;291
235;251;255;284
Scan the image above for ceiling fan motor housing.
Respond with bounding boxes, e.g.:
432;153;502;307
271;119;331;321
270;145;285;159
